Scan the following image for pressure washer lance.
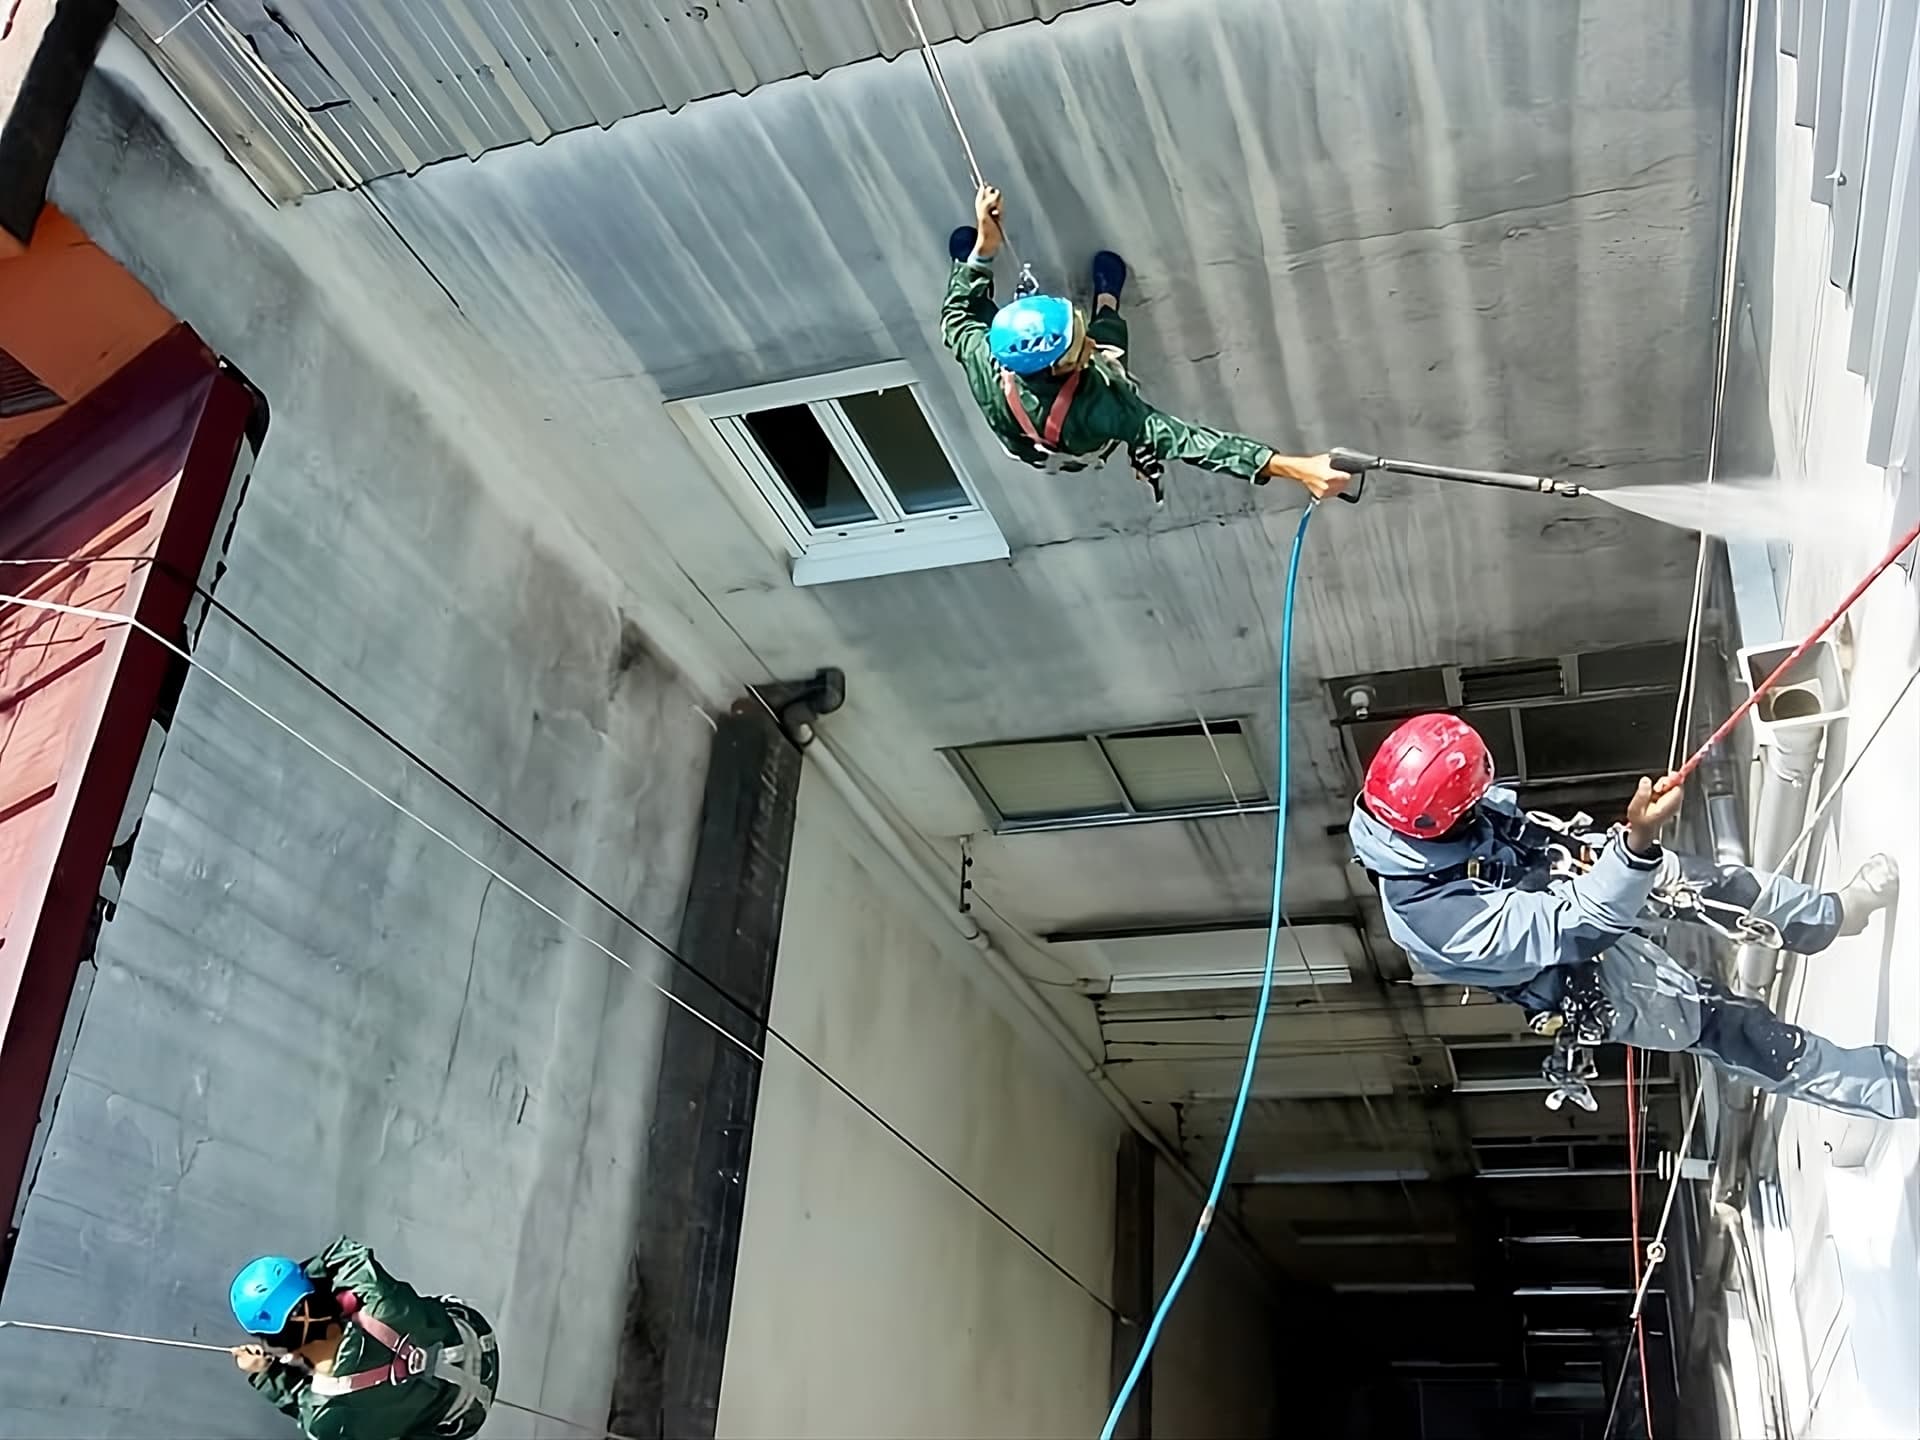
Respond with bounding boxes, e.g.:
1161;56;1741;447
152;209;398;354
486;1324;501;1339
1328;447;1591;502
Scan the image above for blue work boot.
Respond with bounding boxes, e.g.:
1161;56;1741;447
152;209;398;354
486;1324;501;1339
950;227;978;262
1091;250;1128;304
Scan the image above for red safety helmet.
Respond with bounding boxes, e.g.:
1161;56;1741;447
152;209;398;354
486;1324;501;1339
1361;713;1495;837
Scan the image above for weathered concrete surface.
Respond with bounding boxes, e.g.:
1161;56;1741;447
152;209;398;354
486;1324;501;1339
362;0;1726;937
716;766;1122;1439
0;54;715;1440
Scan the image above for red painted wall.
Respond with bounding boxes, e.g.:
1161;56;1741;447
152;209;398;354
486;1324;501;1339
0;218;254;1230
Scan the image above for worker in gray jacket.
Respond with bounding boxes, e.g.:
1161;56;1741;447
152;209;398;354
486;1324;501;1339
1348;713;1914;1118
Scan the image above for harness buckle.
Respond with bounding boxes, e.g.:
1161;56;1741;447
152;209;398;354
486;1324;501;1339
1465;858;1483;881
392;1340;431;1384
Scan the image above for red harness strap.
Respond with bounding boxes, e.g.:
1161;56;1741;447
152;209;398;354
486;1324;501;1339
999;366;1082;451
317;1289;433;1393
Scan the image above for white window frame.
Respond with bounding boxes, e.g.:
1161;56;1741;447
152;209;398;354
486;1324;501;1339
670;362;1007;587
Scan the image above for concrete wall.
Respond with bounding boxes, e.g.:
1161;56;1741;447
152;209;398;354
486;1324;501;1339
716;763;1122;1438
0;52;717;1440
1148;1156;1282;1439
361;0;1720;943
1709;2;1920;1435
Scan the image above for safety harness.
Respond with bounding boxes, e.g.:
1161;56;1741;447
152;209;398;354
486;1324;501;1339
307;1290;495;1431
1360;806;1623;1112
996;363;1168;504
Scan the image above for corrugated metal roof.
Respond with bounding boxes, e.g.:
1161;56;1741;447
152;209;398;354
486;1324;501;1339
119;0;1125;195
1786;0;1917;468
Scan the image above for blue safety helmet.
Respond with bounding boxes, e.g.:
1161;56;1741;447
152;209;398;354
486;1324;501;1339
989;295;1075;375
230;1255;315;1335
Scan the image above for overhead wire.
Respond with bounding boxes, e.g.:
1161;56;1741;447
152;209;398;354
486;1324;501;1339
0;563;1119;1321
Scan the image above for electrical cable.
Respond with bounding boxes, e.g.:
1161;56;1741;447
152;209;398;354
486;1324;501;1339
1097;502;1316;1439
0;569;1119;1320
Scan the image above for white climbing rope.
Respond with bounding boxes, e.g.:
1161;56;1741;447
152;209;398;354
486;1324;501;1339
0;1320;638;1439
1668;0;1760;773
0;587;762;1063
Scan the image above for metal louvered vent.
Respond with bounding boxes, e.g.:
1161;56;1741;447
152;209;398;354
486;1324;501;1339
0;347;63;419
1458;659;1565;705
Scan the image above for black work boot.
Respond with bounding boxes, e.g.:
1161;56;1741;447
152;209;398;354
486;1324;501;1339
1836;854;1899;937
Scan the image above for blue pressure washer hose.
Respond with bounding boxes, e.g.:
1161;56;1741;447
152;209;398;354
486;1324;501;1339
1098;502;1317;1440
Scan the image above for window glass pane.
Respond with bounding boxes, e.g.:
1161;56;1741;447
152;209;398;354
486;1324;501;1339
1519;693;1675;780
743;405;876;527
1101;722;1264;810
838;388;969;515
962;739;1125;820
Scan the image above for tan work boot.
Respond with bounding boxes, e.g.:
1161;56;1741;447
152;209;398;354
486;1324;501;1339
1836;854;1900;937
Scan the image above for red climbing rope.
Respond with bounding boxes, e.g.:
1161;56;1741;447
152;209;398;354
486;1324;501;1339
1662;518;1920;793
1622;1049;1655;1438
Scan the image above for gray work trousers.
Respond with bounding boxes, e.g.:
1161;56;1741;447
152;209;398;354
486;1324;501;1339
1596;856;1915;1120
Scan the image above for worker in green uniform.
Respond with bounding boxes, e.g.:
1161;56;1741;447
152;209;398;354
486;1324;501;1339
941;184;1351;505
229;1240;498;1439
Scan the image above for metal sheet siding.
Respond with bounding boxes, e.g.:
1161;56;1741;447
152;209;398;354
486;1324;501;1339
1783;0;1919;467
121;0;1125;193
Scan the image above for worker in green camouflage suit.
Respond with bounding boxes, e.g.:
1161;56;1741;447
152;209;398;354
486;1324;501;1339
229;1240;498;1439
941;184;1350;505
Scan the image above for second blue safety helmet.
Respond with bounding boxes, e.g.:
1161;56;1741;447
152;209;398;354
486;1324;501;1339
230;1255;315;1335
989;295;1075;375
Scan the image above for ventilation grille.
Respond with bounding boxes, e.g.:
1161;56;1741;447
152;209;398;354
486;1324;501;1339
1459;659;1566;705
1576;642;1688;693
0;347;62;419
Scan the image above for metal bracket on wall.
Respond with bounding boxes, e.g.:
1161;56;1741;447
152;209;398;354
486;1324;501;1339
957;837;973;915
752;666;846;747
